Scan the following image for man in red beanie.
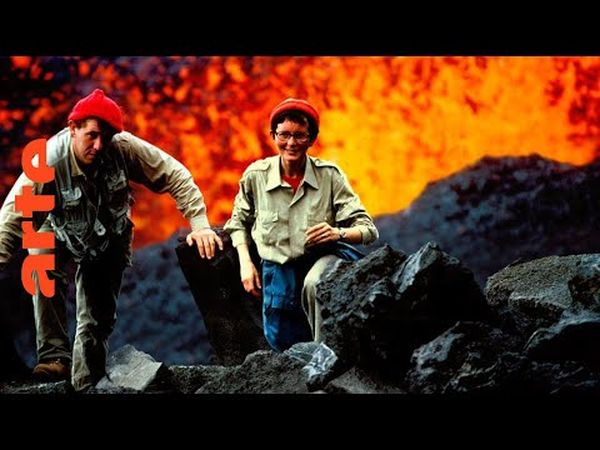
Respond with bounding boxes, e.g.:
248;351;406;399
224;98;378;352
0;89;223;391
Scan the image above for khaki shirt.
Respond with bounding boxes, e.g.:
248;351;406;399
224;155;378;264
0;129;210;268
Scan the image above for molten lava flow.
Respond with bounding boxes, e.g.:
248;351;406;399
2;56;600;247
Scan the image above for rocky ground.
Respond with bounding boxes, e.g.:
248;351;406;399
3;154;600;393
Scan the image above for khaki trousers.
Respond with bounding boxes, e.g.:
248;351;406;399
31;236;126;391
301;254;340;343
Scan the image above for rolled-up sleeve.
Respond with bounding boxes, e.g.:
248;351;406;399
332;170;379;245
0;173;46;268
116;132;210;230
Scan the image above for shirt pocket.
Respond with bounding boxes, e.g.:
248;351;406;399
106;170;130;217
256;210;279;245
306;212;333;232
62;186;82;208
60;186;86;226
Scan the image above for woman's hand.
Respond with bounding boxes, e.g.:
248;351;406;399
240;259;262;298
305;222;340;247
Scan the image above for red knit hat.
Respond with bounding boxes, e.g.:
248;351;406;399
68;89;124;132
269;98;320;132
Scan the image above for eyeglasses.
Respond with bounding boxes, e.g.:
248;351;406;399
274;131;311;143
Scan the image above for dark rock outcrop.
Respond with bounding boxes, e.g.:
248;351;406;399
318;243;491;378
486;254;600;336
196;349;309;394
406;321;600;394
300;342;344;391
406;321;520;394
375;155;600;287
169;365;230;394
525;311;600;368
176;228;270;365
111;232;213;366
4;248;600;394
325;367;406;394
3;242;597;395
96;344;172;393
0;379;72;395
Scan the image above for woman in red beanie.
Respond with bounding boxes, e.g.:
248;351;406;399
224;98;379;352
0;89;223;392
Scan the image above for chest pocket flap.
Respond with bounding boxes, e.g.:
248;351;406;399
257;210;279;244
107;170;128;191
61;186;82;208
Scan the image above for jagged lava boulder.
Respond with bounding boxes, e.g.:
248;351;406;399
317;242;491;378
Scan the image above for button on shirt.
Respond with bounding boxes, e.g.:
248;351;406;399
224;155;378;265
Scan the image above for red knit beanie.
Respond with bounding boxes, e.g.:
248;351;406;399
269;98;320;132
68;89;124;132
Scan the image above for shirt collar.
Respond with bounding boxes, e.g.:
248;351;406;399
265;155;320;191
303;156;319;189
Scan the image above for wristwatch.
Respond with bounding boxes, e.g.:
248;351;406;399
338;227;347;241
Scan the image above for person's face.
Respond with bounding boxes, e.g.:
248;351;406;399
69;118;111;166
273;119;312;165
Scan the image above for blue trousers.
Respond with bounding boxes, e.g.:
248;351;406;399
261;242;362;352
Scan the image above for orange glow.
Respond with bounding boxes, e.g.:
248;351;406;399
3;57;600;248
10;56;31;69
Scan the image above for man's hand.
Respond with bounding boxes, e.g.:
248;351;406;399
240;259;262;298
186;228;224;259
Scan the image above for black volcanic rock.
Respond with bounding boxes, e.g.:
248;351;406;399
406;321;520;394
407;321;600;395
109;232;213;366
96;345;172;393
168;365;230;394
317;243;491;378
325;367;405;394
375;155;600;287
486;254;600;337
196;349;309;394
176;228;270;365
525;311;600;367
0;379;73;395
5;247;600;394
298;342;344;391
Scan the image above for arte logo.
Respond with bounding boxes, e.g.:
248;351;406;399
15;139;55;297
